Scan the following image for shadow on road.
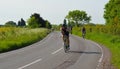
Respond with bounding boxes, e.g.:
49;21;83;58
69;51;101;54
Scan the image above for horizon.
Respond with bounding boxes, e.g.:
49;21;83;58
0;0;109;25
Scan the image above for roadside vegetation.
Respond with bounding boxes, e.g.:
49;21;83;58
72;25;120;69
0;0;119;68
0;13;52;53
57;7;120;68
0;27;50;53
59;0;120;68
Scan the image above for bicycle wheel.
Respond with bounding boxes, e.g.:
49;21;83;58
63;36;69;53
82;33;85;39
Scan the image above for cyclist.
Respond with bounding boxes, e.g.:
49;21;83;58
82;26;86;38
60;19;70;51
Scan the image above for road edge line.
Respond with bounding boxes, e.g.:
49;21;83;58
89;40;104;69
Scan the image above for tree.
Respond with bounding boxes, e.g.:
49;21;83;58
18;18;26;27
66;10;91;26
27;17;41;28
104;0;120;35
104;0;120;25
45;20;52;29
27;13;49;28
5;21;17;27
68;21;75;27
52;24;59;30
27;13;52;28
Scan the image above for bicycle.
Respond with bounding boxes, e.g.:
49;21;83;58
63;35;70;53
82;27;86;39
82;32;85;39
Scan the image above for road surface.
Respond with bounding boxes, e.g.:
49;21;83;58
0;32;102;69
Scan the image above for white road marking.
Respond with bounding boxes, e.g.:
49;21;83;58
17;33;56;69
17;58;42;69
89;40;104;69
96;43;104;69
52;47;63;54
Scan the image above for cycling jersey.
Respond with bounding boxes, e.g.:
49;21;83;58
61;26;69;36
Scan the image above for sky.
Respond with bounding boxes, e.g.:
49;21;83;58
0;0;109;25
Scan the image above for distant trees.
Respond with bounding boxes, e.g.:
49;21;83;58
5;21;17;27
4;18;26;27
27;16;40;28
18;18;26;27
45;20;52;29
2;13;52;29
27;13;51;28
66;10;91;26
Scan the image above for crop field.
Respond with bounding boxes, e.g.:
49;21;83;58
0;27;49;53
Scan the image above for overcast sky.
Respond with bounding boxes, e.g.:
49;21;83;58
0;0;109;25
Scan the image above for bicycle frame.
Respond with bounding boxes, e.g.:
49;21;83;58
63;35;69;53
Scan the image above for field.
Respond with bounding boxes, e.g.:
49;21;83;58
0;27;49;53
72;26;120;69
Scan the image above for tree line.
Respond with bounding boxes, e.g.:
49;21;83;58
59;0;120;36
2;13;52;29
89;0;120;35
104;0;120;35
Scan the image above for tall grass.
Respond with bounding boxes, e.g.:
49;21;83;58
0;27;49;53
86;32;120;69
72;27;120;69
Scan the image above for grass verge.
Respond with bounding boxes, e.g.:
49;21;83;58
0;27;50;53
73;28;120;69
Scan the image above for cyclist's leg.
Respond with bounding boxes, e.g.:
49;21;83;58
63;35;66;43
62;35;66;45
66;36;70;50
82;32;85;38
68;36;70;46
68;37;70;50
63;35;68;53
82;33;84;38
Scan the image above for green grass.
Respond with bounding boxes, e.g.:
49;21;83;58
87;32;120;69
73;28;120;69
0;27;50;53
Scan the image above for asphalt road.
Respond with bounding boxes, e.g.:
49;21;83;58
0;32;102;69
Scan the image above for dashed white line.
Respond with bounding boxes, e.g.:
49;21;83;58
18;47;63;69
52;47;63;54
17;58;42;69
